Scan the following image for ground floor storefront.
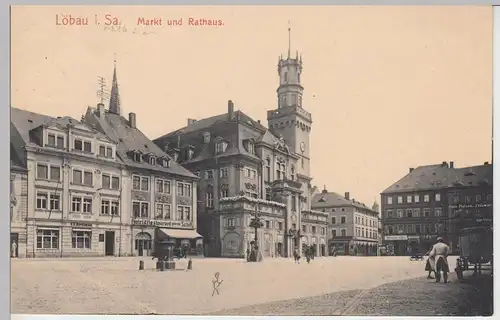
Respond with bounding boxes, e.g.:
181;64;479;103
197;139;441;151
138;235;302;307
384;234;443;256
328;238;378;256
26;219;130;258
11;225;27;258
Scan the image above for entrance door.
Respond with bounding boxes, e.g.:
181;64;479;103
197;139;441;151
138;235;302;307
277;243;282;257
105;231;115;256
135;232;152;256
10;233;19;258
320;244;326;257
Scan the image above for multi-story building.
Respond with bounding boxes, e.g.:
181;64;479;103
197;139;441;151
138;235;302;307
10;141;28;258
153;46;328;258
312;187;379;256
381;161;492;255
11;107;128;258
83;64;201;257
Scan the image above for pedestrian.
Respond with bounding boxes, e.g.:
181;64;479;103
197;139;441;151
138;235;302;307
429;237;450;283
246;248;250;261
11;240;17;258
424;246;434;279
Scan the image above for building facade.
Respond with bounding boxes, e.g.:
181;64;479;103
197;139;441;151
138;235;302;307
381;161;492;255
154;47;328;258
10;144;28;258
312;188;379;256
11;107;129;258
83;65;201;257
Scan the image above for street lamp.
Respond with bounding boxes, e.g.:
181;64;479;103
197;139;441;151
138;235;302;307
248;202;264;262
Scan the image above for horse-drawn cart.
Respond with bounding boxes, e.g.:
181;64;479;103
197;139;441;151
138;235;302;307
455;226;493;280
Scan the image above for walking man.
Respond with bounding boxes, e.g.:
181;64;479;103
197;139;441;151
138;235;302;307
429;237;450;283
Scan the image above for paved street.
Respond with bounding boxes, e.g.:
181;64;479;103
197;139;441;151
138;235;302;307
11;255;481;315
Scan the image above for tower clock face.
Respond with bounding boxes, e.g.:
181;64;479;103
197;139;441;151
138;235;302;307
300;142;306;152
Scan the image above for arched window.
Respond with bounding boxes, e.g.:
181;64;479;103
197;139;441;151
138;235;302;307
290;166;295;181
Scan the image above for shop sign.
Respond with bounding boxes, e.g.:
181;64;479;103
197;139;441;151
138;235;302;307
449;203;493;209
133;219;193;229
70;222;92;228
384;235;408;241
407;236;420;240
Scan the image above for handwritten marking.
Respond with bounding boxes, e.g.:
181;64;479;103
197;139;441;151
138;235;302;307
212;272;223;296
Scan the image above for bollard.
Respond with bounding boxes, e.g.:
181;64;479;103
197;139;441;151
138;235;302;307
139;260;144;270
187;258;192;270
160;260;165;271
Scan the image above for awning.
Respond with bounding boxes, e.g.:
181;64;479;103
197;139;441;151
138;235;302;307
158;228;202;239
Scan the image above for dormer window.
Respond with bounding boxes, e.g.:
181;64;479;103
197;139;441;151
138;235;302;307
74;139;92;153
47;133;65;149
133;151;142;163
161;158;170;168
203;132;211;144
99;145;113;158
215;141;228;154
149;156;156;166
187;148;195;160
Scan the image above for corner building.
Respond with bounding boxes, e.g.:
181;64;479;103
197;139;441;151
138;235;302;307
83;64;201;257
11;107;128;257
381;161;492;255
154;46;328;258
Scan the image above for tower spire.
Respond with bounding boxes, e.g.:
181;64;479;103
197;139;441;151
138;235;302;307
109;54;121;115
288;21;291;58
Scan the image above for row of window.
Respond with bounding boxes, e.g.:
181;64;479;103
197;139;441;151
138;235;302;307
37;229;92;249
132;201;192;220
386;194;440;205
384;207;444;219
263;158;296;182
36;163;120;189
354;216;378;228
206;190;230;207
451;193;492;204
385;223;445;235
46;133;115;160
36;192;120;215
355;227;378;239
331;228;347;237
331;216;347;224
302;224;326;235
132;175;192;197
132;152;170;168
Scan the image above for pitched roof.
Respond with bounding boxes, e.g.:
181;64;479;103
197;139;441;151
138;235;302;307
10;142;26;172
311;189;376;213
84;108;197;179
157;110;267;140
381;163;493;194
10;107;79;146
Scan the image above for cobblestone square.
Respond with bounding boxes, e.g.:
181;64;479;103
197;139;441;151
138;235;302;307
12;256;449;315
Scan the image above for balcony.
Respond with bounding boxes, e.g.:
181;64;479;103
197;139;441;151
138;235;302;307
302;209;328;223
271;179;303;193
219;196;286;216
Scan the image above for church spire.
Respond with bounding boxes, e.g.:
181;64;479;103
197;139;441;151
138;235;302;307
287;21;291;58
109;56;121;115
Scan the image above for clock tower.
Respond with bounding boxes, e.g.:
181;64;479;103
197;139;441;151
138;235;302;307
267;26;312;179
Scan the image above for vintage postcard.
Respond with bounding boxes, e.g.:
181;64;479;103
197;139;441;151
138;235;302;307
10;5;493;317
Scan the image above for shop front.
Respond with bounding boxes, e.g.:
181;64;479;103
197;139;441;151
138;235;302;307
328;237;350;256
132;218;203;257
407;235;421;254
384;235;408;256
156;227;203;257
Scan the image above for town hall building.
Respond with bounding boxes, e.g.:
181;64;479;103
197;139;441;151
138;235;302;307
154;38;328;258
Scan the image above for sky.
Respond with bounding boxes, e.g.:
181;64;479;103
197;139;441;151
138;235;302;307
11;5;493;207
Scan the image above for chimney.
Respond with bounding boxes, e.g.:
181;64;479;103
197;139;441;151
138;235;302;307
257;120;261;124
97;103;105;118
322;185;328;193
163;143;169;153
450;161;454;169
129;112;136;129
187;118;197;126
344;192;350;200
409;168;414;173
441;161;448;168
228;100;234;120
484;161;489;165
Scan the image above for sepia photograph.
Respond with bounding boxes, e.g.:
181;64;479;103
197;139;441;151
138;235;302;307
10;5;494;317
